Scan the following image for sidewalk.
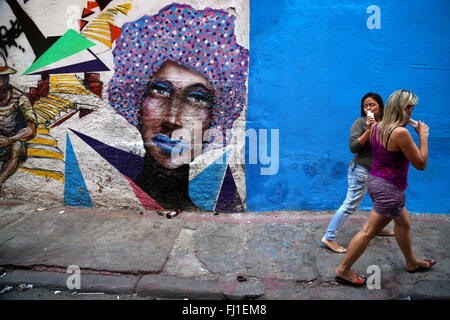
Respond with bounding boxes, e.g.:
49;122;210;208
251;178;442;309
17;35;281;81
0;199;449;300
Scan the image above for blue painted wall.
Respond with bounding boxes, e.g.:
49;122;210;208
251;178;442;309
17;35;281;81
246;0;450;214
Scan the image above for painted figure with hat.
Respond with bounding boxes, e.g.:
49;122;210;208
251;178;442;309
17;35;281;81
0;53;37;190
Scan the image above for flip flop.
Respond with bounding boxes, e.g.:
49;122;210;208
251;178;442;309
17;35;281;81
321;237;347;253
407;259;436;273
335;274;367;287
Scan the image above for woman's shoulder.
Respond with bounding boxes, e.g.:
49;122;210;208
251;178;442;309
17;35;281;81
391;126;411;141
352;116;366;126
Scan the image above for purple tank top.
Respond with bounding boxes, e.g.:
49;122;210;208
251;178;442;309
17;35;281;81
370;123;409;190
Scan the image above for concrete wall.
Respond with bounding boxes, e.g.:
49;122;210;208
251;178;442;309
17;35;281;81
246;0;449;214
1;0;449;214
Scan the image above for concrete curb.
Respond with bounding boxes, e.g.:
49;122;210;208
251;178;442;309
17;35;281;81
1;269;449;300
0;270;138;294
136;275;224;299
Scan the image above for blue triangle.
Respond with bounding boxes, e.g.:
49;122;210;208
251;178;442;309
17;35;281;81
189;150;231;211
64;133;93;207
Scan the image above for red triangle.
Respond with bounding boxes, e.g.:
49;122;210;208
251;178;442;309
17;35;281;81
79;20;88;31
82;8;95;18
125;176;165;211
109;23;122;43
87;1;99;10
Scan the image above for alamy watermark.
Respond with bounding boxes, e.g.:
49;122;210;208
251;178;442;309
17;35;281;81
66;265;81;290
366;265;381;289
367;5;381;29
161;122;280;176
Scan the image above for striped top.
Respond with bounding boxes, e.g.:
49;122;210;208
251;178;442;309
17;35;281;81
0;87;37;137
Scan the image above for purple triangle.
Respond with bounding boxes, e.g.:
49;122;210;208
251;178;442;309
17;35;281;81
28;49;110;75
69;128;144;181
215;166;244;213
79;108;94;118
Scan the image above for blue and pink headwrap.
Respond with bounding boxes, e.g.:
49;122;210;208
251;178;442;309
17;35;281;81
107;4;249;147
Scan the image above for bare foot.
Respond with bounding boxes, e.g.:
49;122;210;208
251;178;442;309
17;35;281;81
377;229;394;236
405;259;436;273
321;237;347;253
335;268;366;285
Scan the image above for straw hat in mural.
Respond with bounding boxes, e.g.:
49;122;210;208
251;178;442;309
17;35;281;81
0;54;17;75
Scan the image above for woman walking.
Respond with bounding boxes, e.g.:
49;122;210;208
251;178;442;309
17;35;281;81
335;89;435;286
322;92;393;254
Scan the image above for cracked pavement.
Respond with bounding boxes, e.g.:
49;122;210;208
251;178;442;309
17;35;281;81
0;199;449;300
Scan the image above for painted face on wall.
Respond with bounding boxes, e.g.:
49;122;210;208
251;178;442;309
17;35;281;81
140;60;214;169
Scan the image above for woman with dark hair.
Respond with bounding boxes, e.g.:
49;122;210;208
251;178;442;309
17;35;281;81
107;4;249;210
335;89;434;286
321;92;393;253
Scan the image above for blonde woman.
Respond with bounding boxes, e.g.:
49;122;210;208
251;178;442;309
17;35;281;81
335;89;435;286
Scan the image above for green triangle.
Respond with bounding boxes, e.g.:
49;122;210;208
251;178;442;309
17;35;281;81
24;29;96;75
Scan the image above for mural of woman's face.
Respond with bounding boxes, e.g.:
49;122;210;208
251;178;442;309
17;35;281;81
140;61;213;169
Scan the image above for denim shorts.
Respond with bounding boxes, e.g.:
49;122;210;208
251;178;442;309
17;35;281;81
367;175;406;220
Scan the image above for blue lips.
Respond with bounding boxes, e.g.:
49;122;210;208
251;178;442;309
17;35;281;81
152;134;190;155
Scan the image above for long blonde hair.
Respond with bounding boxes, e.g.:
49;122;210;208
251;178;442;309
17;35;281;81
375;90;418;148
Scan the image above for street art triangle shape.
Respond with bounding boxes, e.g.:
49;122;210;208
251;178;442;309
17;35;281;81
79;108;95;118
24;29;96;75
28;49;109;75
7;0;60;60
68;129;164;211
109;23;122;43
87;1;99;9
189;150;231;211
215;165;244;213
96;0;114;11
189;146;232;181
64;133;93;207
125;176;164;211
79;20;89;31
82;8;95;18
69;128;144;181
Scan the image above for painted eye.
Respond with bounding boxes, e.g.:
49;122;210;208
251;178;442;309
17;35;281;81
186;86;214;108
147;81;172;98
188;92;210;105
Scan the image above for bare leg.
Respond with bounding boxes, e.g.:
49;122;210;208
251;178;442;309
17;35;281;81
378;228;395;236
0;141;24;185
335;209;391;282
394;208;433;271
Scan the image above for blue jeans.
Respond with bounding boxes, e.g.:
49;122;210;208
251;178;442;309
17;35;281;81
324;161;369;241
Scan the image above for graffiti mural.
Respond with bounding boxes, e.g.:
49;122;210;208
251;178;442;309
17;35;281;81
0;54;37;190
107;4;249;210
0;19;24;57
0;0;250;212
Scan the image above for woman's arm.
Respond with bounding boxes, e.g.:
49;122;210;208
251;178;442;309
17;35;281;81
394;121;429;170
349;117;375;153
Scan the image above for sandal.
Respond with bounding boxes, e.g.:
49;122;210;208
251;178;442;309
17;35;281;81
321;237;347;253
407;259;436;273
335;273;367;287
